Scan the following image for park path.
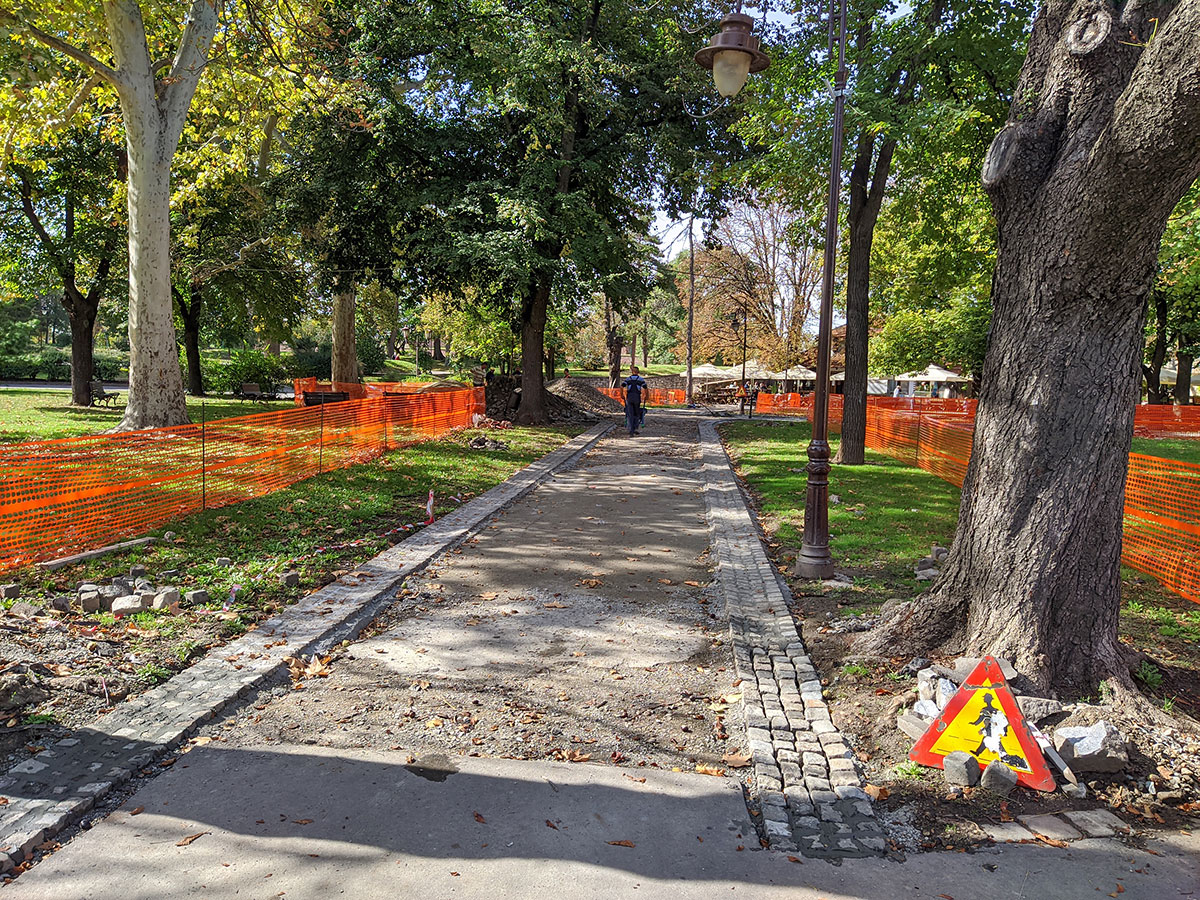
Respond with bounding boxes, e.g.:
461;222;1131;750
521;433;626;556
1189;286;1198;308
5;411;1199;898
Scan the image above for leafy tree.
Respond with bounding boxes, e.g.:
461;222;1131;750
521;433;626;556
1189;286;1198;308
862;1;1200;704
0;125;124;404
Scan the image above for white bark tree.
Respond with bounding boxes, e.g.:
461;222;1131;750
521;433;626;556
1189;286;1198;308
2;0;218;429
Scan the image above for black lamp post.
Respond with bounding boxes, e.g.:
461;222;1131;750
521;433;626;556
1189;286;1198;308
792;0;847;580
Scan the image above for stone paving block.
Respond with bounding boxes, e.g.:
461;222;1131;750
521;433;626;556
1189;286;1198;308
979;821;1034;843
1018;813;1083;842
1062;809;1131;837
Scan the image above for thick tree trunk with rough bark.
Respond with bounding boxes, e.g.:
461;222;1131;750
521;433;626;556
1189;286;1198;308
605;300;623;389
516;276;552;424
331;287;357;385
1176;352;1194;404
1142;293;1169;403
834;135;894;465
860;0;1200;698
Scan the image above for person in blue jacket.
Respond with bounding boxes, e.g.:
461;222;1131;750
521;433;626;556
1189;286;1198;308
622;366;648;436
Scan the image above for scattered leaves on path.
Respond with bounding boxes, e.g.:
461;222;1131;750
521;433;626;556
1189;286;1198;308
721;752;751;768
695;763;725;777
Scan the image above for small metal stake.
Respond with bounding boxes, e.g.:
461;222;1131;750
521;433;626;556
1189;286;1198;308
201;401;206;511
318;400;325;475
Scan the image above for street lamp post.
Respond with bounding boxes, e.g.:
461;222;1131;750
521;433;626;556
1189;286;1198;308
695;5;842;578
793;0;847;580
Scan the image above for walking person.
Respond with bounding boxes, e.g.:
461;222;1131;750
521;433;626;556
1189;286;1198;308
623;366;647;436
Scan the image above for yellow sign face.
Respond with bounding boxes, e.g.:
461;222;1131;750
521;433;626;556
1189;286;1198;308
927;686;1032;774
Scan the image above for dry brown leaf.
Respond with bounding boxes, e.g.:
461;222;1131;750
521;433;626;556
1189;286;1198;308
1034;834;1069;848
721;752;752;769
293;818;314;825
623;774;647;784
657;579;673;585
474;811;486;824
129;806;145;816
864;784;889;801
543;602;568;609
176;832;210;847
566;749;591;762
684;580;702;587
695;763;725;777
426;717;444;728
579;579;604;588
607;840;635;848
786;855;803;864
545;820;558;830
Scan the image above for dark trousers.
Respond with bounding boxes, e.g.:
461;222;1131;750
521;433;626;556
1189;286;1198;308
626;398;642;434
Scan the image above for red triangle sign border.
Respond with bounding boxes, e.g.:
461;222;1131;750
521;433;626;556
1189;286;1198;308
908;655;1056;792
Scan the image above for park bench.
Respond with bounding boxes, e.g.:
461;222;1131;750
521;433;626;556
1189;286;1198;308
302;391;350;406
89;381;121;408
237;382;275;403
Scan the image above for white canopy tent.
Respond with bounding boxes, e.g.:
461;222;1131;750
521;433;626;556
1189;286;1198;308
830;371;890;394
895;364;970;383
1156;366;1200;387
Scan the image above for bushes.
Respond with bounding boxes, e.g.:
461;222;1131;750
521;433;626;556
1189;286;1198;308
0;348;127;381
193;349;289;394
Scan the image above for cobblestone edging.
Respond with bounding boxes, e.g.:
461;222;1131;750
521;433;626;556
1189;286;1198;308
0;422;613;871
698;422;884;859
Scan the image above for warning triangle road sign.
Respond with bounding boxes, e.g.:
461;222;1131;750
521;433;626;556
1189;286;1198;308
909;656;1056;792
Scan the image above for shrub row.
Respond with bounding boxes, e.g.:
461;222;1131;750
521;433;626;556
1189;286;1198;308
0;348;127;381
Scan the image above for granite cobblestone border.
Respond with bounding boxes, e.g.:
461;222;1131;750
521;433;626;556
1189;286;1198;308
0;422;613;872
698;421;885;858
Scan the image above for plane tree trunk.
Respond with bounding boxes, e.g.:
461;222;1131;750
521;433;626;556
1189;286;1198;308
858;0;1200;700
331;285;358;385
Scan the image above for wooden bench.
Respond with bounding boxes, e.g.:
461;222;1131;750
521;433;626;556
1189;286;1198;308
302;391;350;406
237;382;274;403
89;381;121;408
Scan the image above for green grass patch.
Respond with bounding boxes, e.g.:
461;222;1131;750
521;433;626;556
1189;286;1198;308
1131;436;1200;465
0;388;274;443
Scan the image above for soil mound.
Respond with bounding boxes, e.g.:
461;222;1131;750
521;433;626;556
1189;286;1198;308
547;379;624;415
485;376;600;424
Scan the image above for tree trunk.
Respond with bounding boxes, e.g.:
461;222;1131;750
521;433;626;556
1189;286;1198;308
642;321;648;367
544;345;555;381
331;286;357;384
433;335;444;362
67;302;96;407
859;0;1200;697
177;285;205;396
1176;351;1194;405
606;312;623;390
1142;293;1169;403
834;135;894;465
267;340;280;356
516;276;552;424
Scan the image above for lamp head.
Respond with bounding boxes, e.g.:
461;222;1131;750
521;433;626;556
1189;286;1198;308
694;12;770;98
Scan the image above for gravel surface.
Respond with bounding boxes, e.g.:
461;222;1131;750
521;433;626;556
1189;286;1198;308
548;379;625;415
210;419;748;777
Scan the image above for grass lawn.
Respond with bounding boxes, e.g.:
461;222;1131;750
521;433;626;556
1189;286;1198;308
720;419;1199;714
6;424;582;682
0;388;280;443
1132;435;1200;465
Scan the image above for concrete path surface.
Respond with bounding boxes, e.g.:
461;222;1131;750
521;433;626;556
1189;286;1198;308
5;411;1197;898
6;743;1197;900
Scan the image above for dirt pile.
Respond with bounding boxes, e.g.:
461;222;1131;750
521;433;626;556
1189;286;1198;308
485;376;606;424
547;378;624;415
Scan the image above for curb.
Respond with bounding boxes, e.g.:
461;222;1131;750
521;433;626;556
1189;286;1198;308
698;421;884;858
0;422;613;871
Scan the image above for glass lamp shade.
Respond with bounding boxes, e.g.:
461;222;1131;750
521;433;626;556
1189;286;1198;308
712;48;752;98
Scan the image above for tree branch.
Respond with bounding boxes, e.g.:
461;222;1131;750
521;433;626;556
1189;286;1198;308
162;0;219;135
0;7;124;87
45;74;103;131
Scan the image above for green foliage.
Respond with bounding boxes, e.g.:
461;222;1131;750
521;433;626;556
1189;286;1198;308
842;663;870;677
356;317;387;376
135;662;172;685
1133;660;1164;689
22;712;56;725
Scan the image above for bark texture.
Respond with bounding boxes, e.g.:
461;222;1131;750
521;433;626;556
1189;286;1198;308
331;287;358;385
1176;352;1193;404
1142;292;1169;403
176;284;205;396
835;134;894;465
860;0;1200;695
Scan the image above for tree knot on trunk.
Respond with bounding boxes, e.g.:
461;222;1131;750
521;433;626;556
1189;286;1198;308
1065;7;1112;58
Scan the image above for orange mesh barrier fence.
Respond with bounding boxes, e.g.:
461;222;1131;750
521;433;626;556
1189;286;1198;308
0;388;486;575
597;387;685;406
292;379;432;404
856;403;1200;604
1133;405;1200;437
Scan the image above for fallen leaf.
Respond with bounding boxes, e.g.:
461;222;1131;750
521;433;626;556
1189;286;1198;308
545;820;558;830
695;763;725;777
721;752;752;768
543;602;568;609
607;840;635;848
786;855;803;864
426;717;444;728
129;806;144;816
657;579;673;585
566;749;591;762
623;774;646;784
293;819;314;825
684;580;702;587
579;579;604;588
998;802;1013;823
938;895;954;900
1034;834;1069;848
474;812;486;824
864;784;889;801
177;832;210;847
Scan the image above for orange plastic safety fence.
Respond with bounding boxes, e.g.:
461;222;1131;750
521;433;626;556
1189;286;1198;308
597;387;685;406
0;388;486;575
856;403;1200;604
291;379;432;405
1132;405;1200;437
